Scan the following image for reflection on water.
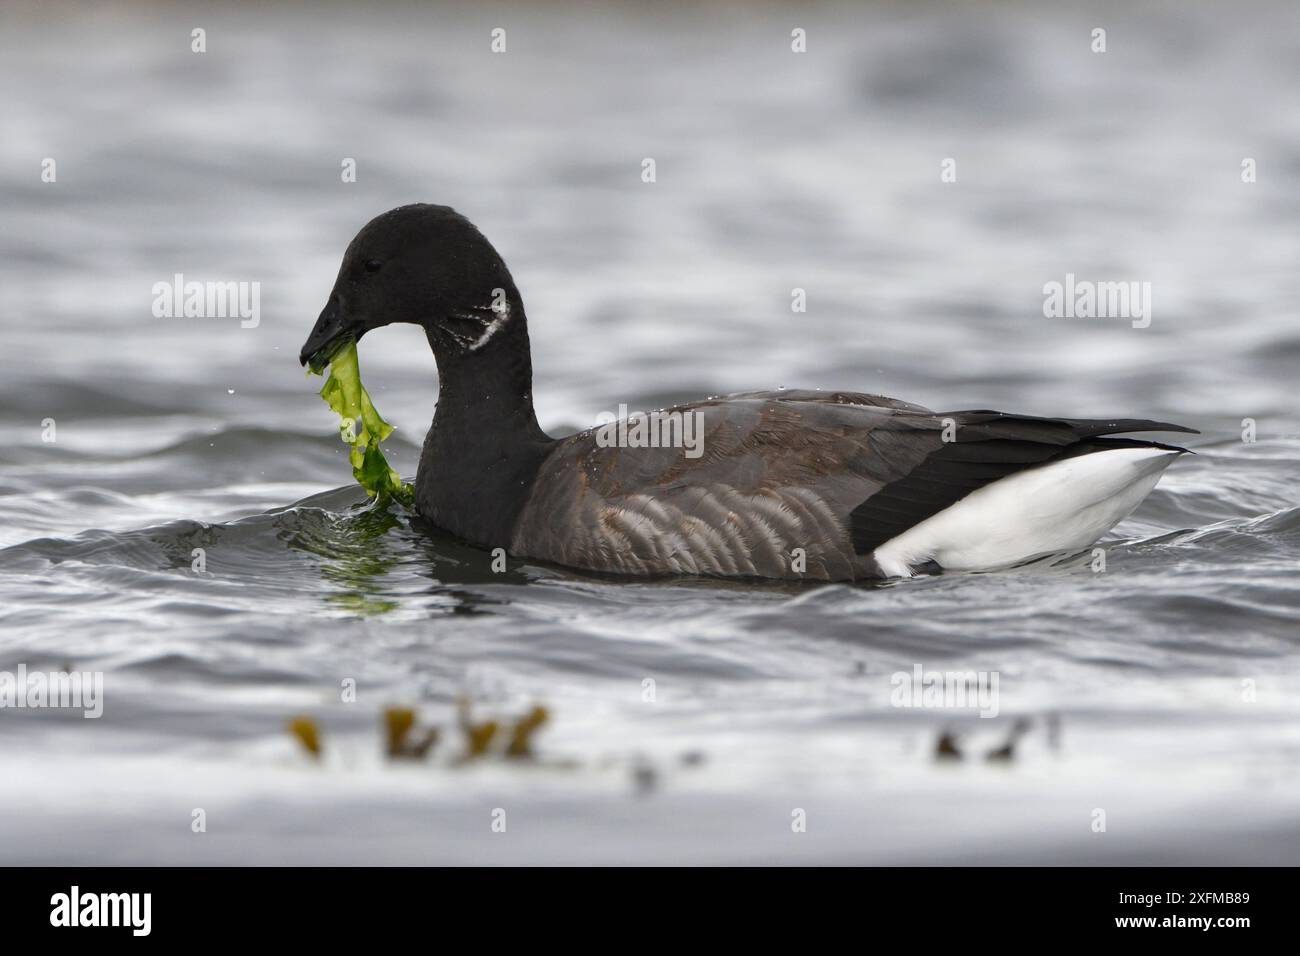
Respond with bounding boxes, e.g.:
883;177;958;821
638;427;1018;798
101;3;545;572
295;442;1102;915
283;501;407;616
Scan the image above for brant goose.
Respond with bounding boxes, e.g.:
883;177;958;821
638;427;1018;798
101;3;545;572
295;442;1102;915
300;204;1195;580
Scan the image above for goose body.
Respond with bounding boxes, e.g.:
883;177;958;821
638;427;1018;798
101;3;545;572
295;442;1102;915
509;391;1189;580
300;204;1195;581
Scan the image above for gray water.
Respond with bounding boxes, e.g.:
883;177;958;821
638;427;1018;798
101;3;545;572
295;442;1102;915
1;0;1298;864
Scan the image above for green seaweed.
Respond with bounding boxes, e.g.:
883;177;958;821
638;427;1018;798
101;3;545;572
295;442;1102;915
309;340;415;507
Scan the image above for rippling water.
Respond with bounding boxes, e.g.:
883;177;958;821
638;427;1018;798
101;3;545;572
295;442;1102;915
1;0;1298;864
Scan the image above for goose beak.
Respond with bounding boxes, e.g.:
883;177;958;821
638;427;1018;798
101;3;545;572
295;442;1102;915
299;296;352;371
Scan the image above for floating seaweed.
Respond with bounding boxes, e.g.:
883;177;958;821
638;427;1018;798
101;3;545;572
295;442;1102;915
287;699;553;767
505;705;549;758
384;707;439;760
985;718;1033;763
934;731;963;761
288;716;322;758
458;698;500;759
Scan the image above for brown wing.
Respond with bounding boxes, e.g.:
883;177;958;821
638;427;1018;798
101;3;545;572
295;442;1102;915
510;390;941;579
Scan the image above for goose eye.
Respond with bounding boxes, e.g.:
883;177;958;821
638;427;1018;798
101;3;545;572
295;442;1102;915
364;259;383;273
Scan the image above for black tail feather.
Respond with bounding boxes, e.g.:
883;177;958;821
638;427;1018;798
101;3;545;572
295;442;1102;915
851;413;1195;554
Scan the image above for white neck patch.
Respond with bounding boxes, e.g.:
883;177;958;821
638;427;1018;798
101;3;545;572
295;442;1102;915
443;298;511;352
468;300;509;352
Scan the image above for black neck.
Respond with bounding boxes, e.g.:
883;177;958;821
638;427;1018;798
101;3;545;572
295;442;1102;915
415;305;554;549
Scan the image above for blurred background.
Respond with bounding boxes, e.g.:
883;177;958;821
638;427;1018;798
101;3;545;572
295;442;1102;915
0;0;1297;864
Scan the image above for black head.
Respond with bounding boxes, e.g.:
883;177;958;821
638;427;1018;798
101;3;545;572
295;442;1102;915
299;204;524;370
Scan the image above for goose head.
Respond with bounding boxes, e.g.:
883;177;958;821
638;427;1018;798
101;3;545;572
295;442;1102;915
299;203;525;373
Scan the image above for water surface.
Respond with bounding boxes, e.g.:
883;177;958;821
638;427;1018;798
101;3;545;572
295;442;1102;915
1;0;1298;864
